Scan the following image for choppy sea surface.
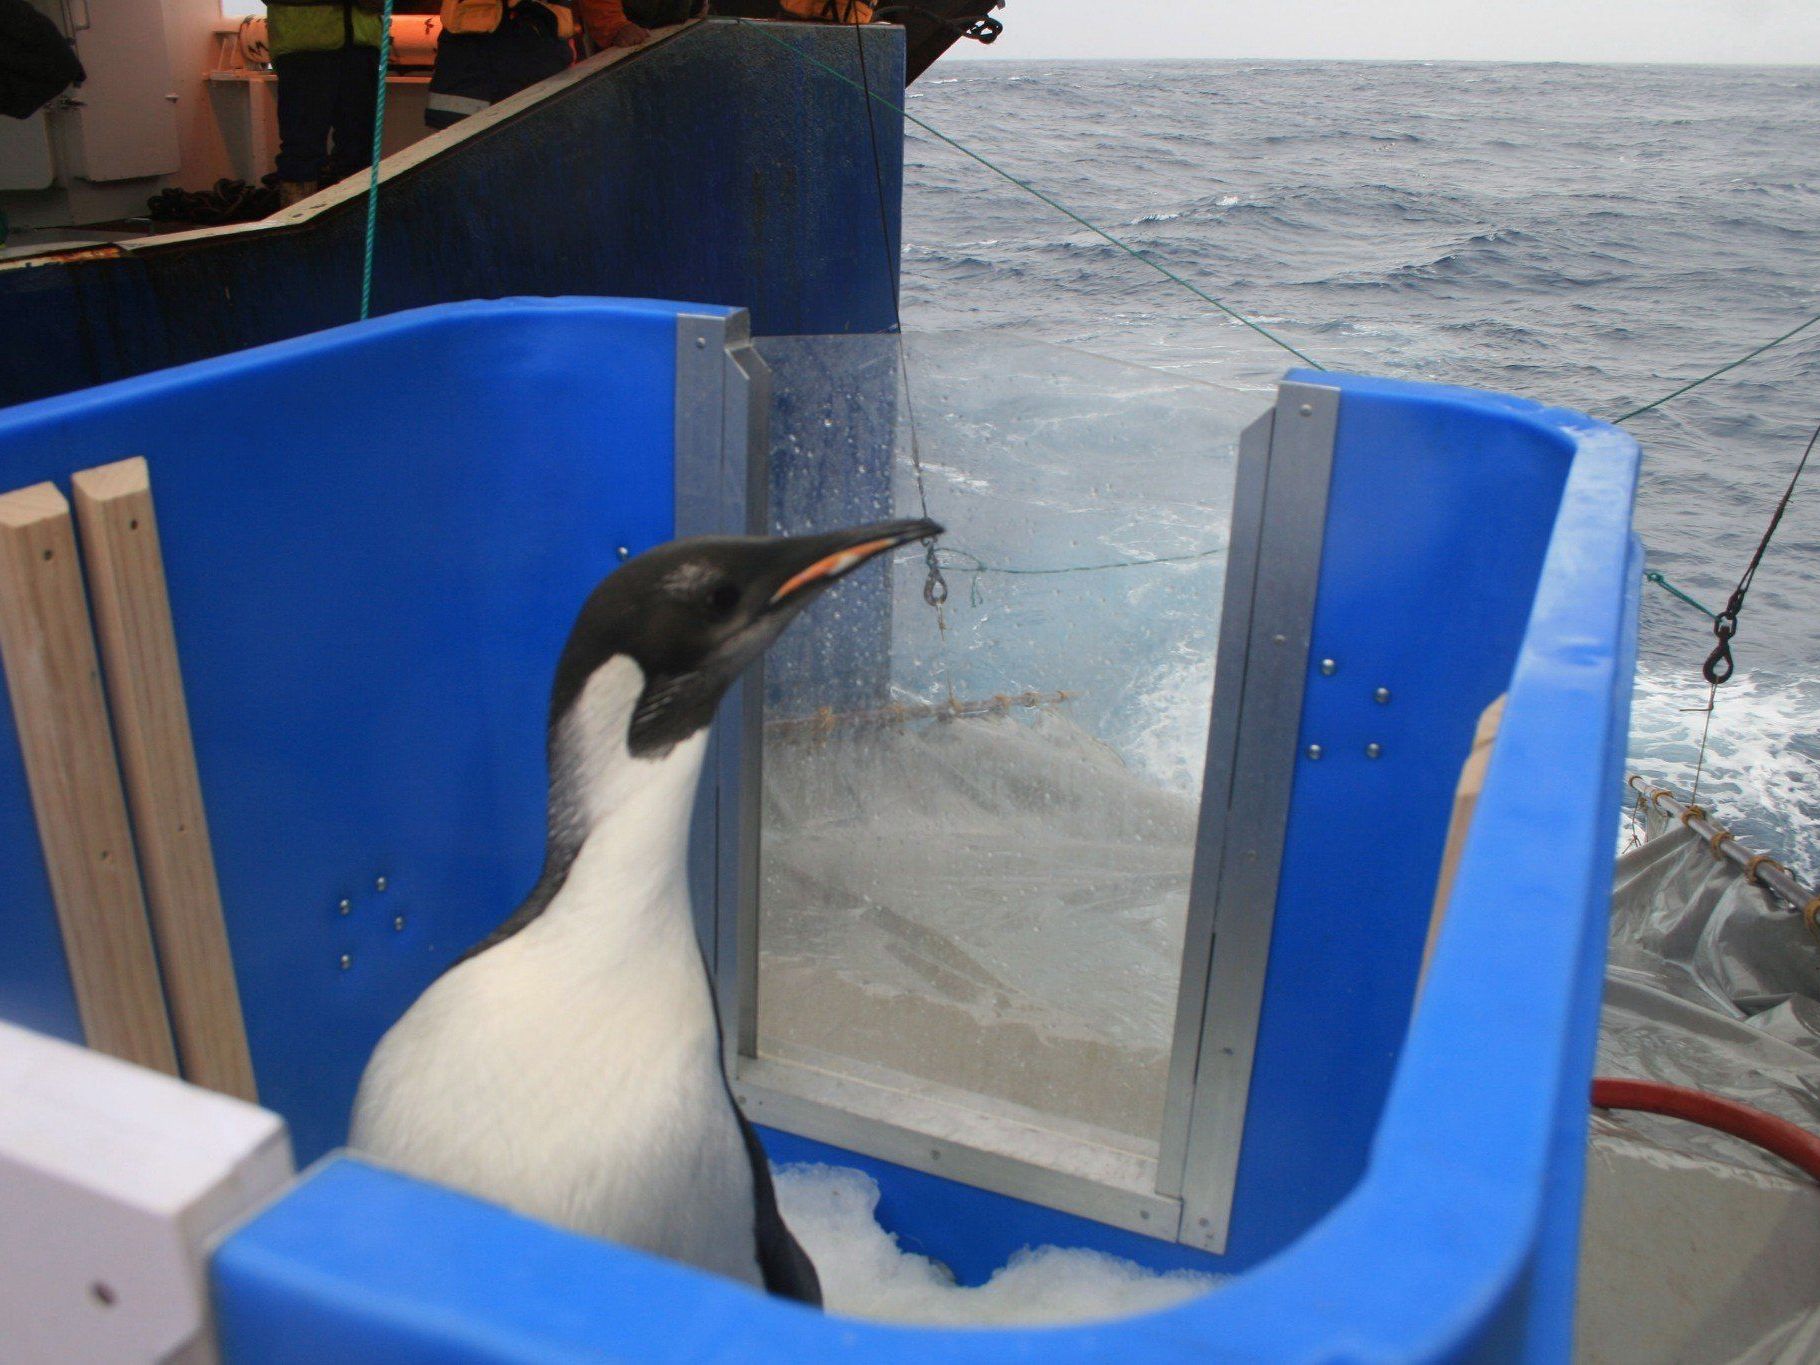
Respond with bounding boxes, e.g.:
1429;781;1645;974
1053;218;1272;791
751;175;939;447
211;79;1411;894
893;59;1820;871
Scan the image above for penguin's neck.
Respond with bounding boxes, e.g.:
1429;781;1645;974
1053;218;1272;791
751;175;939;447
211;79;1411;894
539;655;709;955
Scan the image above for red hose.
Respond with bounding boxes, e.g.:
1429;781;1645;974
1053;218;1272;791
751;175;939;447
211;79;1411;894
1592;1077;1820;1183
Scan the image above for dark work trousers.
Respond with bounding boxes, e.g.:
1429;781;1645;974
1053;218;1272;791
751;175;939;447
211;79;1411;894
271;46;381;185
425;24;569;129
623;0;696;22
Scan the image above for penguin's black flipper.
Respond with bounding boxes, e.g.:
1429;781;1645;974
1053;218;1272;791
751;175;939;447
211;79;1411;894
737;1111;823;1307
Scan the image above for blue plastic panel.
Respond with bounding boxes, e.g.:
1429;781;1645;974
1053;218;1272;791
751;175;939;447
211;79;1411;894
213;1155;1225;1364
195;355;1638;1361
1220;372;1584;1264
0;298;724;1161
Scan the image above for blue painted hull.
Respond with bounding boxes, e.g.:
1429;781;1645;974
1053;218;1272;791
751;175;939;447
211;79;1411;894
0;21;904;411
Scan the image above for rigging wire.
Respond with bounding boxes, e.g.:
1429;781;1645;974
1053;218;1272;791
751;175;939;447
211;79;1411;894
1701;416;1819;687
1687;682;1718;806
735;17;1325;371
937;546;1226;577
848;16;957;702
1611;311;1820;425
1682;414;1817;802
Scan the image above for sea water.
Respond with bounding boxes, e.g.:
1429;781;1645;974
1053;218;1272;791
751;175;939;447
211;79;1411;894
900;59;1820;871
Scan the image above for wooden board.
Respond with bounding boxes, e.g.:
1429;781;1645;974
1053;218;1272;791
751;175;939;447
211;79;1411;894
1420;693;1508;997
0;483;177;1074
73;459;257;1102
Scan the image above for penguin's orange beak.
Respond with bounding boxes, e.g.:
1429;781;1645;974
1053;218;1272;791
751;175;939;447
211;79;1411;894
766;518;942;608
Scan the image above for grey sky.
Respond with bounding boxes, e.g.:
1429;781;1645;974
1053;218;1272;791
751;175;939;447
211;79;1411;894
946;0;1820;64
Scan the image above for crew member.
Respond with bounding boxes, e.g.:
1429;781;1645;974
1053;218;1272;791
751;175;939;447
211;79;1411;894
0;0;85;121
426;0;698;130
264;0;385;207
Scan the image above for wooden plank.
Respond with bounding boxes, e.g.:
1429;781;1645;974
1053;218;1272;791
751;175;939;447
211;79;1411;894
72;459;256;1102
0;483;177;1073
1419;693;1507;998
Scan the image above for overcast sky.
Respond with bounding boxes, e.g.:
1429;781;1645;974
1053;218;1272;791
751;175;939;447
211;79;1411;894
945;0;1820;64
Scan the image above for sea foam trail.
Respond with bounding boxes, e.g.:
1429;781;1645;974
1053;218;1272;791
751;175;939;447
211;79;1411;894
774;1164;1220;1326
1626;667;1820;873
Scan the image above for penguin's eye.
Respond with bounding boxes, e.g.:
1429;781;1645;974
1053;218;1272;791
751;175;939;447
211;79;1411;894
705;582;742;618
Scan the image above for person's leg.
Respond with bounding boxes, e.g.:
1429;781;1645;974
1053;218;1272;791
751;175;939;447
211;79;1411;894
271;50;336;190
622;0;697;26
325;44;381;183
492;6;572;98
425;32;493;129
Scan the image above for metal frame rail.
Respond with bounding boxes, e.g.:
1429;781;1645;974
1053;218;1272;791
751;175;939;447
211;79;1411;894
1627;774;1820;931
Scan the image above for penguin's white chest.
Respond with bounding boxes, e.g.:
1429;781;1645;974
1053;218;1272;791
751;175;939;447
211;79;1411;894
349;722;762;1287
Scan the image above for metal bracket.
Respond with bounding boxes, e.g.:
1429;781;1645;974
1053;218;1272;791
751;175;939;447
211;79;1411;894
1158;380;1340;1253
674;311;766;1048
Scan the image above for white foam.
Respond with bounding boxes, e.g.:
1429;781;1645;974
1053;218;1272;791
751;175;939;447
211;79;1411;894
774;1164;1220;1326
1114;633;1218;795
1627;667;1820;873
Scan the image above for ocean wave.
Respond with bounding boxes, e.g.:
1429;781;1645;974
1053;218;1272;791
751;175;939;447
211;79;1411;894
1261;129;1425;145
895;60;1820;822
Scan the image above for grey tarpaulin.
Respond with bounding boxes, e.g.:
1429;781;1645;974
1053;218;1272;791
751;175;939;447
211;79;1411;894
1601;805;1820;1174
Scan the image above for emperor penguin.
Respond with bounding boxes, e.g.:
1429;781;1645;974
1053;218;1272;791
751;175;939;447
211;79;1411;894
350;517;942;1305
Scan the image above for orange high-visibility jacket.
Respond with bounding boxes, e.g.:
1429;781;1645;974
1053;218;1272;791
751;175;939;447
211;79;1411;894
440;0;634;47
778;0;875;20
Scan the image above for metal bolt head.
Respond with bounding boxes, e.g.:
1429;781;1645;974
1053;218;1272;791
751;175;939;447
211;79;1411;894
375;876;388;893
1365;742;1383;759
338;953;352;971
1298;403;1314;417
1306;744;1324;760
617;546;631;561
1374;686;1392;704
694;336;707;349
337;898;351;916
393;915;406;932
1320;658;1338;676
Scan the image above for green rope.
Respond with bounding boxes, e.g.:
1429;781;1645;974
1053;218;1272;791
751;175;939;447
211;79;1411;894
1644;569;1717;619
733;18;1324;371
936;550;1728;625
359;0;396;322
940;550;1725;624
933;544;1224;607
937;546;1223;577
1612;309;1820;424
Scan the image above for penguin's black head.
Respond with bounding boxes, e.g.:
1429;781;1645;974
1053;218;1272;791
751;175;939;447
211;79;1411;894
550;518;943;758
